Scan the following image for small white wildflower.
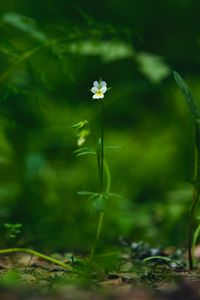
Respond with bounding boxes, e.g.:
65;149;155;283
91;80;107;99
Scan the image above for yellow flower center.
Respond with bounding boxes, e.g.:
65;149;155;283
96;90;103;97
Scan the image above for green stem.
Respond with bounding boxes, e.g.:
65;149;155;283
89;160;111;261
0;248;72;270
188;189;200;269
89;212;104;261
104;158;111;194
188;122;200;269
100;100;104;192
89;100;106;262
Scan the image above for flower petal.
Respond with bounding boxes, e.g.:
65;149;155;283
100;86;107;93
93;81;99;88
91;87;98;93
93;93;104;99
100;81;107;88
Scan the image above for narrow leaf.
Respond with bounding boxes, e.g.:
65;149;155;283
77;191;96;196
76;151;96;157
2;13;47;42
72;120;88;129
192;222;200;253
105;145;122;150
173;71;200;120
108;193;124;200
73;147;96;157
143;256;171;263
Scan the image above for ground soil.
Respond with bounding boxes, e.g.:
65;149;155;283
1;252;200;299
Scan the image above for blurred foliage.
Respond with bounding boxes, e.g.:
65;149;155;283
0;0;200;254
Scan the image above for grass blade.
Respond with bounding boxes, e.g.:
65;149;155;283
173;71;200;120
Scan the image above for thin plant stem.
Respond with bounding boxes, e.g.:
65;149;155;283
89;159;111;261
89;212;104;261
104;159;111;194
0;248;72;270
188;189;200;269
188;122;200;269
100;100;104;192
89;100;106;262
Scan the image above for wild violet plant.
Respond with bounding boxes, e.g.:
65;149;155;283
89;80;107;261
173;71;200;269
0;81;113;270
73;79;121;261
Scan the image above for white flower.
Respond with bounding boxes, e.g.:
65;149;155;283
91;80;107;99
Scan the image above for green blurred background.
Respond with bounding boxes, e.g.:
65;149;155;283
0;0;200;254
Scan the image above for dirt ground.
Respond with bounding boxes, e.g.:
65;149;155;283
1;252;200;300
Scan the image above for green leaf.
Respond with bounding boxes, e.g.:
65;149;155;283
72;120;88;129
14;224;23;228
173;71;200;120
143;256;171;263
73;147;96;157
4;223;22;229
192;221;200;254
93;194;106;213
105;145;122;150
77;191;97;196
2;13;47;42
108;193;124;200
78;192;107;213
0;42;20;60
0;270;21;286
67;40;134;62
76;151;96;157
137;52;170;83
